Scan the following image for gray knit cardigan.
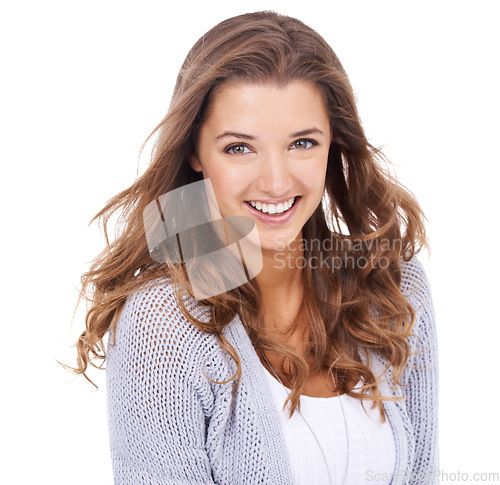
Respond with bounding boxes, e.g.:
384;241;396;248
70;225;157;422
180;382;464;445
106;256;439;484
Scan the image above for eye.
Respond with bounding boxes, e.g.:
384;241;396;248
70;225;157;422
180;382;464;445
291;138;318;150
225;144;251;155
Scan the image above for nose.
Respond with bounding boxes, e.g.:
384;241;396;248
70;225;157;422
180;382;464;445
257;152;293;198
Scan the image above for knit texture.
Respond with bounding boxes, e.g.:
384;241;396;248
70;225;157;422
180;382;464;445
106;256;439;484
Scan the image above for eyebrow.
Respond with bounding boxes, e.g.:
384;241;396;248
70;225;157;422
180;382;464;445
215;127;324;141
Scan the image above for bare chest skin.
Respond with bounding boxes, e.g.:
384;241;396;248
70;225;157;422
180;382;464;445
297;369;344;398
259;350;356;398
258;323;359;398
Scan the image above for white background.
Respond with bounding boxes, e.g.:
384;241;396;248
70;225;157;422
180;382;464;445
1;0;499;483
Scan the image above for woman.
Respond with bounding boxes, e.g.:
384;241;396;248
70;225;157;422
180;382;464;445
72;11;439;484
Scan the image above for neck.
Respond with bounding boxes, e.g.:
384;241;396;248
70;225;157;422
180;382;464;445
254;235;305;331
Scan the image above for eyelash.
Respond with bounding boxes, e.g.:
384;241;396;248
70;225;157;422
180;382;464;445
224;138;319;155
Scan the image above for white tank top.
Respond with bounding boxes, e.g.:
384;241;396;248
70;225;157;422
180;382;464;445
262;364;396;484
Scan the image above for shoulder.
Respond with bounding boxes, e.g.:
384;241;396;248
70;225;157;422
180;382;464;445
111;277;209;346
399;255;431;297
399;255;438;371
399;255;434;316
106;276;231;389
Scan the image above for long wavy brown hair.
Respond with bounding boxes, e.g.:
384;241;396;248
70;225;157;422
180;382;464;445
67;11;428;421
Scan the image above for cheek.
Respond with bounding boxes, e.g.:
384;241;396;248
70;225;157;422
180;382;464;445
214;165;251;193
207;171;244;211
200;161;226;189
297;158;328;191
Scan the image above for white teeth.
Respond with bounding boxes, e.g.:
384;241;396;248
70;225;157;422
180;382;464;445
248;197;295;215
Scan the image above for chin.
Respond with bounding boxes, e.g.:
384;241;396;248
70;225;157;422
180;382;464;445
260;232;300;252
260;243;287;252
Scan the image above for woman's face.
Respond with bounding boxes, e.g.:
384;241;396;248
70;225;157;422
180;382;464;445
189;80;331;251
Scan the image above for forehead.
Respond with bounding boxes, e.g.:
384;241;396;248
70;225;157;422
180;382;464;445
201;80;330;135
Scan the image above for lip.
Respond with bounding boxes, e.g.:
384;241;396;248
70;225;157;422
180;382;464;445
244;196;301;226
245;196;296;205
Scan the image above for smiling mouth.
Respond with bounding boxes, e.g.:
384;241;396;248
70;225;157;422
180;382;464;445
244;196;299;215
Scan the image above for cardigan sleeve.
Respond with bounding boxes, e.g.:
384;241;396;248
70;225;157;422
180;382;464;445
105;279;218;485
400;258;440;484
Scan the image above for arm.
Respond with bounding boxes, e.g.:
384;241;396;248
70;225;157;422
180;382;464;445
106;280;217;485
400;258;440;484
